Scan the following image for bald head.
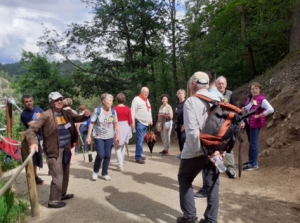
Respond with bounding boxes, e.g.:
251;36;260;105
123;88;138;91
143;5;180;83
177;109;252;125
216;76;227;94
140;87;149;98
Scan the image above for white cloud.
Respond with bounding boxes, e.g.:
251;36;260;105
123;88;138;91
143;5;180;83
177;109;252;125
0;0;92;63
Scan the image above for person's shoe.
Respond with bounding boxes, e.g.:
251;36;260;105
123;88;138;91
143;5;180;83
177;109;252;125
35;177;44;185
92;172;98;181
102;175;111;181
243;165;259;171
243;161;249;166
174;154;181;160
194;190;208;199
61;194;74;200
225;169;236;179
117;166;124;172
199;219;209;223
176;216;198;223
135;159;145;164
48;202;66;209
159;150;169;156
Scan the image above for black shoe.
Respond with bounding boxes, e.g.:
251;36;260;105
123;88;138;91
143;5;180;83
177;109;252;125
61;194;74;200
199;219;209;223
35;177;44;185
194;190;208;199
48;202;66;209
225;169;236;179
243;161;249;166
243;165;259;171
135;160;145;164
176;216;198;223
159;150;169;156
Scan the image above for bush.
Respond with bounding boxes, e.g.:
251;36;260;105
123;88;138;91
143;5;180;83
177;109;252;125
0;151;20;172
0;181;29;223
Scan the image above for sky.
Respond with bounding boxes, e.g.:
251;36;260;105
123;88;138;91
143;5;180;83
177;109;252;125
0;0;93;64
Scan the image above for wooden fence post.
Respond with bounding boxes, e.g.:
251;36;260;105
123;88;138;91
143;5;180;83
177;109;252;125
20;132;39;217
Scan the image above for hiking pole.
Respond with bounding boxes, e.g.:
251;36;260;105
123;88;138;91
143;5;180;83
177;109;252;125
238;128;245;179
78;133;86;162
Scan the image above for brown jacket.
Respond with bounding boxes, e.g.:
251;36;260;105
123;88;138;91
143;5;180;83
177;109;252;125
25;108;89;158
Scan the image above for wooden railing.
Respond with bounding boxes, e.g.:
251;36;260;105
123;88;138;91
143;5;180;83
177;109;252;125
0;132;39;217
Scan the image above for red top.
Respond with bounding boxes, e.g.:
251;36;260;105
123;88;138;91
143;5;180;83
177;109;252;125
113;105;133;125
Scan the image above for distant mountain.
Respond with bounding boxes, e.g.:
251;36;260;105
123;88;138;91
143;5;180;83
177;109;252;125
0;60;83;77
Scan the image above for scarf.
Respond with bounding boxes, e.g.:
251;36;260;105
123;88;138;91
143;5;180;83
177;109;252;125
138;94;151;111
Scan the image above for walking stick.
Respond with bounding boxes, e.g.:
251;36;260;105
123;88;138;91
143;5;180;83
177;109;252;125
78;133;86;161
238;128;245;178
125;144;130;160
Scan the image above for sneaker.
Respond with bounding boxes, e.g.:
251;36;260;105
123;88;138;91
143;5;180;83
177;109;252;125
117;166;124;172
48;202;66;209
176;216;198;223
92;172;98;181
194;190;208;199
102;175;111;181
225;169;236;178
35;177;44;185
243;161;249;166
174;154;181;160
243;165;259;171
159;150;169;156
135;159;145;164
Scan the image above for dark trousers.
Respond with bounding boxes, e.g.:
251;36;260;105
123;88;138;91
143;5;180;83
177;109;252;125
178;155;220;223
176;127;185;152
93;138;114;176
79;124;88;152
47;149;70;205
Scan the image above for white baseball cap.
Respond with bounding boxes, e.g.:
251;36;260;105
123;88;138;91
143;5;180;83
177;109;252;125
48;92;63;102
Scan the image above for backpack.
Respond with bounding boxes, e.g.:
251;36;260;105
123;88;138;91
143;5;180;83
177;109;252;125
193;94;253;155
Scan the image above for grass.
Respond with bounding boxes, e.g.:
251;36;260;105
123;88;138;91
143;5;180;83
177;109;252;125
0;181;29;223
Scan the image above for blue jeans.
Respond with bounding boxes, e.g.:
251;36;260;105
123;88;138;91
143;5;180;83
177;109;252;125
93;138;114;176
135;122;147;160
246;126;260;167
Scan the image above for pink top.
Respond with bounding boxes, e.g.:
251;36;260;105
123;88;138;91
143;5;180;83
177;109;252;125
113;106;133;125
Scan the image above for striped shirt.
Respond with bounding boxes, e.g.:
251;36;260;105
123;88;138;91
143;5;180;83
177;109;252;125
55;112;71;148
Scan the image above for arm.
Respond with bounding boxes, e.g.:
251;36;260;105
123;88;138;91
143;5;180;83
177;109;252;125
255;99;274;119
25;113;46;152
114;121;120;143
230;94;237;106
130;98;137;124
86;122;94;145
128;108;133;126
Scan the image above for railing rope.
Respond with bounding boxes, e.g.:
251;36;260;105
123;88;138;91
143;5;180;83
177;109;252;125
0;149;35;196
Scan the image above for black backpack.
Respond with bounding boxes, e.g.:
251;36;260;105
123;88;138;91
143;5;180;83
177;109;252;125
193;94;256;154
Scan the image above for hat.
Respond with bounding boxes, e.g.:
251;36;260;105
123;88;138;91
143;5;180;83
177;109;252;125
190;71;209;85
48;92;63;102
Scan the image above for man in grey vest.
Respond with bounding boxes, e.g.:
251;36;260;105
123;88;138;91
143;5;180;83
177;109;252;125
216;76;237;179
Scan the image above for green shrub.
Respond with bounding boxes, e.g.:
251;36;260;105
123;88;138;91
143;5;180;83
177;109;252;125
0;181;29;223
0;151;21;172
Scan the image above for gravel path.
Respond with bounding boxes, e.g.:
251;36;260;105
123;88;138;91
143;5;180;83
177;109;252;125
9;140;300;223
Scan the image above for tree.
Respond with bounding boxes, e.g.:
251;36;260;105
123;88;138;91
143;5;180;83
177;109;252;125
12;51;79;110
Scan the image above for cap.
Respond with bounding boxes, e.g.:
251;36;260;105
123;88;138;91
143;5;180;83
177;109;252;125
190;71;209;85
48;92;63;102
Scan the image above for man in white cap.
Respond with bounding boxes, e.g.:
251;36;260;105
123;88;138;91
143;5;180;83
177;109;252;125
177;72;222;223
26;92;90;209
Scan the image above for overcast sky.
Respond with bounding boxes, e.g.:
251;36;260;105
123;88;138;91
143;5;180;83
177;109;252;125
0;0;92;64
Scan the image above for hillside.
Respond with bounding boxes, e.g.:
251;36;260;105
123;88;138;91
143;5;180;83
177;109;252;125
233;48;300;169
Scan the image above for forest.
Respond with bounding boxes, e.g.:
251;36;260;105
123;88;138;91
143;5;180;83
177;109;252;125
0;0;297;119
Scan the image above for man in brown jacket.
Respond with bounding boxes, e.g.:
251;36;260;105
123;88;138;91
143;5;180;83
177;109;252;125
26;92;90;208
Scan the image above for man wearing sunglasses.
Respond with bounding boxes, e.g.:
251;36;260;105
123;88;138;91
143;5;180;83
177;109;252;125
25;92;91;209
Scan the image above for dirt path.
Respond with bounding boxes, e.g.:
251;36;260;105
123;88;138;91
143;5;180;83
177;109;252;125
10;139;300;223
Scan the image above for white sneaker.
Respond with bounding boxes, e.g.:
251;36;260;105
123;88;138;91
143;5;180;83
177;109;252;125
92;172;98;181
102;175;111;181
117;166;124;172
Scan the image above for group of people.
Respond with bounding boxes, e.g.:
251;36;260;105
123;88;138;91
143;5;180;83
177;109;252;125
21;71;274;223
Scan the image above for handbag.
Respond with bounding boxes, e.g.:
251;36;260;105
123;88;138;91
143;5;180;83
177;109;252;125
164;121;171;130
155;121;163;132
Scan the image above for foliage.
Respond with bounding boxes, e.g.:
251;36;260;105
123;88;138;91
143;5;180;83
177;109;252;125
0;181;29;223
0;151;20;172
12;51;80;110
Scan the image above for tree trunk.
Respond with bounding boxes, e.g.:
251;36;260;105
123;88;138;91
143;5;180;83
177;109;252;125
240;5;256;79
290;0;300;52
170;0;179;91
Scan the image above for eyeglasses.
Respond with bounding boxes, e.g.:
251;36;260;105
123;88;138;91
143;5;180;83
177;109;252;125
53;98;63;102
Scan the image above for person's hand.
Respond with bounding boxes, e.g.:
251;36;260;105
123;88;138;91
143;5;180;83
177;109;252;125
83;109;91;117
180;125;185;132
149;121;153;126
208;151;222;164
30;144;39;153
86;136;91;145
115;136;120;144
131;123;135;129
240;122;245;129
